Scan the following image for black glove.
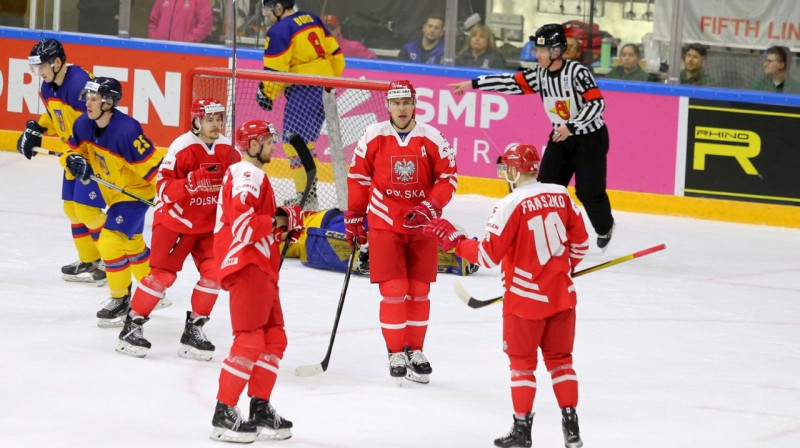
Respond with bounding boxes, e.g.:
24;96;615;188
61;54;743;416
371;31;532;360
65;154;93;182
256;82;273;111
17;120;45;160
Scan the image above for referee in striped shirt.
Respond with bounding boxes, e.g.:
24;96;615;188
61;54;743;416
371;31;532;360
450;23;615;251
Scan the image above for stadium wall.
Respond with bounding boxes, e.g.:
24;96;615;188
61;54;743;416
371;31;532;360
1;28;798;228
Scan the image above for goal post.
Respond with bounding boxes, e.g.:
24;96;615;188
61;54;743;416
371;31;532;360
185;67;391;210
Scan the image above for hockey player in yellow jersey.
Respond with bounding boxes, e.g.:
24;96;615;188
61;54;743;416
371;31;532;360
256;0;345;209
62;78;165;327
18;38;107;284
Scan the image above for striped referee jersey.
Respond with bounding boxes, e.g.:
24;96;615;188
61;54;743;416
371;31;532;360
473;59;605;136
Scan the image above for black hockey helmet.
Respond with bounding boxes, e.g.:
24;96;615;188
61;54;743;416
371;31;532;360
532;24;567;51
29;38;66;65
262;0;295;9
80;77;123;107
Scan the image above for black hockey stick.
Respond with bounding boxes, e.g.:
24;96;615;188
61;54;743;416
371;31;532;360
278;134;317;268
295;244;358;377
33;147;156;207
454;243;667;309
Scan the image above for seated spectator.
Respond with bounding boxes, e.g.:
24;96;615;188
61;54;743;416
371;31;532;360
321;14;377;59
606;43;649;81
397;12;445;64
750;46;800;94
149;0;213;43
564;36;581;62
519;35;536;62
680;43;716;86
77;0;119;36
455;24;506;69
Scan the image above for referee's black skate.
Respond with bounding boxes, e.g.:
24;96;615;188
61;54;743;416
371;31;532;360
561;406;583;448
597;221;615;252
116;315;151;358
61;259;106;284
494;413;533;448
178;311;215;361
210;401;257;443
404;346;432;384
249;397;292;440
96;294;130;328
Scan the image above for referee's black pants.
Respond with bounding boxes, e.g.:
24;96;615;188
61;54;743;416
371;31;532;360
537;125;614;236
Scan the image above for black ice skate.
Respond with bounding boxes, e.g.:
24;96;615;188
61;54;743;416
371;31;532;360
178;311;215;361
96;294;130;328
494;413;533;448
388;351;408;386
116;315;151;358
61;259;106;285
561;406;583;448
249;397;293;440
210;401;257;444
597;221;616;252
404;346;432;384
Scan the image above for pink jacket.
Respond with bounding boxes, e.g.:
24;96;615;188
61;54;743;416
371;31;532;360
148;0;213;43
338;37;377;59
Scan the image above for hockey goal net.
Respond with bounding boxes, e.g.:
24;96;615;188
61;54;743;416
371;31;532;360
185;67;391;210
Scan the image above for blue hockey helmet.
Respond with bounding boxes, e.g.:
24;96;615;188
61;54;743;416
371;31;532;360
29;38;66;65
80;77;123;107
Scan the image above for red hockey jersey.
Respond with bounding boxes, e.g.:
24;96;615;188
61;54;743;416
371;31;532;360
154;131;239;234
214;161;281;284
347;121;458;232
456;182;590;320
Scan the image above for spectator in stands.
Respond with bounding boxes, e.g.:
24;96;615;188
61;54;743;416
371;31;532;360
77;0;119;36
750;46;800;94
680;43;716;86
148;0;214;43
564;36;580;62
0;0;27;27
321;14;377;59
455;24;506;69
606;43;649;81
398;12;445;64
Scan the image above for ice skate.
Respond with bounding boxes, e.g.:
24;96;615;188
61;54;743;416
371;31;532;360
61;259;106;285
597;221;615;252
178;311;215;361
404;346;432;384
494;413;533;448
388;351;408;386
561;406;583;448
96;294;130;328
154;295;172;310
116;315;151;358
210;401;257;443
249;397;292;441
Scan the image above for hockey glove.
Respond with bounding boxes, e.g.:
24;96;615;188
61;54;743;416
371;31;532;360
403;198;442;232
65;154;93;182
186;165;224;194
276;205;304;243
343;210;367;247
17;120;45;160
256;82;273;111
423;218;466;252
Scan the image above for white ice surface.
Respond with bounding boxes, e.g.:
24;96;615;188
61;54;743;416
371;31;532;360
1;151;799;447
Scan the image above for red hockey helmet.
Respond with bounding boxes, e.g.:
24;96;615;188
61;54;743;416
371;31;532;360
191;98;225;119
386;80;416;103
499;144;541;177
236;119;277;152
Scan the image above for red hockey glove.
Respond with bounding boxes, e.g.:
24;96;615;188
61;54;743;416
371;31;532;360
276;205;304;243
423;218;466;252
403;198;442;232
343;210;367;247
186;165;224;194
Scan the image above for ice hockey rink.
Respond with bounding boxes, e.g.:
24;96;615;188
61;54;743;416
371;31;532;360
1;149;798;448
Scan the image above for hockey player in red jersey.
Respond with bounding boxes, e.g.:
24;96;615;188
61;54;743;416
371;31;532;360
345;80;458;385
116;98;239;359
210;120;303;443
424;144;589;448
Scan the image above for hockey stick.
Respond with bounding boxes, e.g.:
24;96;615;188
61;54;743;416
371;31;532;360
295;244;358;377
279;134;317;268
230;0;237;142
33;147;156;207
454;243;667;309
